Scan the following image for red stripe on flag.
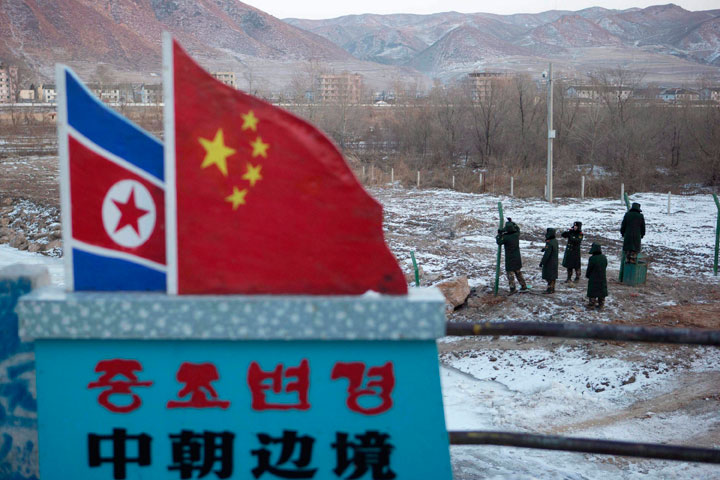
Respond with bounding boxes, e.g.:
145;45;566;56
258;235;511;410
69;136;166;265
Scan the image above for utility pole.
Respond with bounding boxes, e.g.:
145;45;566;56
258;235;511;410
546;62;554;203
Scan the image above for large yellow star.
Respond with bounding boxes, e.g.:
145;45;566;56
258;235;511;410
242;163;263;187
241;110;258;132
225;186;248;210
250;136;269;158
199;129;236;177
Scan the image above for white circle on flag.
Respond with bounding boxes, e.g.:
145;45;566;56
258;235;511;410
102;179;156;248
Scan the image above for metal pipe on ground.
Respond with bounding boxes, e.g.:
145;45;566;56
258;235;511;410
448;431;720;464
445;321;720;346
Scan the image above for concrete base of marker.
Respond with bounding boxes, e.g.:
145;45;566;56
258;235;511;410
19;287;453;479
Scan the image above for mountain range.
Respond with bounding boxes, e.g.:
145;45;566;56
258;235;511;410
0;1;718;89
286;4;720;74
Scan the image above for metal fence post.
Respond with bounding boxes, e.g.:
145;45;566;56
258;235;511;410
621;183;624;204
452;175;455;189
391;168;394;185
714;193;719;276
494;202;504;296
581;175;585;199
667;191;671;215
417;171;420;188
510;177;514;197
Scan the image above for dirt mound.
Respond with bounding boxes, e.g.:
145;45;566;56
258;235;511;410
617;302;720;330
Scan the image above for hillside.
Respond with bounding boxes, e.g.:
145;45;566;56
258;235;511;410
0;0;352;81
286;4;720;75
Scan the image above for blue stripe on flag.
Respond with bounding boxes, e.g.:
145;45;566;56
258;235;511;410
65;69;164;181
72;249;166;291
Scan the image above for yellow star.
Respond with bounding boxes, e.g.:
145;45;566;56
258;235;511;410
199;129;236;177
242;163;263;187
241;110;258;132
225;186;248;210
250;136;269;158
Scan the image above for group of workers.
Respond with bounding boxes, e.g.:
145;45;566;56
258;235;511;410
495;203;646;309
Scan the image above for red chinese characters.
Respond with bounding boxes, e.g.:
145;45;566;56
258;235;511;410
88;359;153;413
331;362;395;415
167;362;230;409
247;359;310;411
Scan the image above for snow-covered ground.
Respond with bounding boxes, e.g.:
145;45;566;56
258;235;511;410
0;244;63;286
373;187;720;479
1;188;719;479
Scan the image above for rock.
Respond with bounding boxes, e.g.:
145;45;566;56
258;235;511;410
0;217;8;227
28;243;41;253
621;375;636;386
46;239;62;250
0;226;11;237
436;276;470;310
0;236;8;244
9;232;26;248
1;197;12;206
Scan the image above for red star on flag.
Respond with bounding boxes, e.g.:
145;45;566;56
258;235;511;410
112;188;150;235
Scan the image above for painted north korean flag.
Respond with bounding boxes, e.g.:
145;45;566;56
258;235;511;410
57;66;166;291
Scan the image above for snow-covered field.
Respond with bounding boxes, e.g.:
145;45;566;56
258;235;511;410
373;187;720;479
1;188;719;479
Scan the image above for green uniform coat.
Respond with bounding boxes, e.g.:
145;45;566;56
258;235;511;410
586;243;608;298
561;224;583;270
496;222;522;272
621;203;645;252
540;228;558;281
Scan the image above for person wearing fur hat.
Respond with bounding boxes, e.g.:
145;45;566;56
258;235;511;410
561;221;584;283
621;202;645;264
496;218;528;294
540;228;558;294
586;242;608;309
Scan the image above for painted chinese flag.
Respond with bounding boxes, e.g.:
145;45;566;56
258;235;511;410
164;37;407;295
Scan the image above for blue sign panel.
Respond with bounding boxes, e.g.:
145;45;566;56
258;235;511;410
35;339;452;479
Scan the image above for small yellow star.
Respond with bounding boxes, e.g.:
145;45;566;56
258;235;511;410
250;136;269;158
199;129;236;177
241;110;259;132
225;186;248;210
242;163;263;187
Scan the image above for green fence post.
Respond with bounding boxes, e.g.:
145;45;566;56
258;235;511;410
713;193;719;277
624;192;631;211
410;251;420;287
494;202;504;296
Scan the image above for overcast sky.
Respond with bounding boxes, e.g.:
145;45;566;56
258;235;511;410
246;1;718;20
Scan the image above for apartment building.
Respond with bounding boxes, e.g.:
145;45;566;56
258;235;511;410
0;63;18;103
318;72;364;104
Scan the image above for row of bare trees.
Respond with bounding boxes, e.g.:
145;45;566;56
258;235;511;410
284;68;720;194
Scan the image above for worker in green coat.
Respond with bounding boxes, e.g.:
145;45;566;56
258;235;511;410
539;228;558;294
495;218;527;294
586;242;608;309
561;221;583;283
621;202;645;264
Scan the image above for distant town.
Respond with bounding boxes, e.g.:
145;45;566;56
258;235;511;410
2;61;719;108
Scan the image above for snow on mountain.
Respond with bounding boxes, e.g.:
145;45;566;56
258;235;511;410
286;4;720;77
